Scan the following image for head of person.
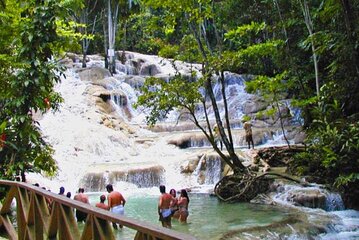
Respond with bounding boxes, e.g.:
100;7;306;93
59;186;65;195
78;188;85;193
159;185;166;194
100;195;106;203
181;189;190;203
106;184;114;193
66;192;71;198
169;189;176;197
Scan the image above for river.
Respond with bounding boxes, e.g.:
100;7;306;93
28;52;359;239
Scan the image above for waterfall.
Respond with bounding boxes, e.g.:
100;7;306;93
204;157;222;184
80;166;165;192
325;192;345;211
271;183;347;212
29;52;359;239
194;154;206;176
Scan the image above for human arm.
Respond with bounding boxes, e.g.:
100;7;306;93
178;197;188;208
121;195;126;207
107;194;112;208
158;196;162;214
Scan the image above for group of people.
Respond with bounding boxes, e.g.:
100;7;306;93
158;185;190;228
57;184;189;230
58;184;126;229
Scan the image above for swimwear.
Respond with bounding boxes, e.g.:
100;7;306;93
179;206;189;217
159;209;172;222
111;205;124;215
161;208;172;218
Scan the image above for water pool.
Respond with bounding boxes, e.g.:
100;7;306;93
87;192;296;239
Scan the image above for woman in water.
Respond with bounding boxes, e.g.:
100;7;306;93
177;189;189;223
169;189;179;218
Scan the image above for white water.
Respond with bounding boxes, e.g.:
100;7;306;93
28;53;359;239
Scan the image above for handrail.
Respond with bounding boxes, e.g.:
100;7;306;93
0;180;197;240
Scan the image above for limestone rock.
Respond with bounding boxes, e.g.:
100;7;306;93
92;77;118;88
180;157;200;174
123;75;146;89
139;62;160;76
242;97;268;114
94;97;115;114
288;189;327;209
78;66;111;82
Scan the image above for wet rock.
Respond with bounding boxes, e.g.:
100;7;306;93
242;97;268;114
180;157;200;174
139;62;160;76
94;97;115;114
92;77;118;88
81;165;165;191
78;66;111;82
123;75;146;89
288;189;327;209
250;194;276;205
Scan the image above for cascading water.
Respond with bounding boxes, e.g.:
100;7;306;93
30;52;359;239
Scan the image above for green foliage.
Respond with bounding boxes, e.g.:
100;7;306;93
225;22;267;48
0;0;74;181
158;44;179;59
241;115;251;122
124;12;165;54
292;96;359;188
135;72;203;126
177;35;202;63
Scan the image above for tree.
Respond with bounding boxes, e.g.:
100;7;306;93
100;0;138;73
137;0;302;202
69;0;101;68
0;0;74;182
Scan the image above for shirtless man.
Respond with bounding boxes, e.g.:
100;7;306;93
243;120;254;149
158;185;175;228
106;184;126;229
73;188;89;222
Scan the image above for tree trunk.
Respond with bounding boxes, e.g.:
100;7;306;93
102;9;109;69
107;0;120;75
300;0;320;97
276;102;290;148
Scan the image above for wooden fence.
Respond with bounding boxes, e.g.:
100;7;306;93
0;180;196;240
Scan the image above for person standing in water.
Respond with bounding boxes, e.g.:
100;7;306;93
96;195;109;210
169;189;179;219
158;185;175;228
106;184;126;229
177;189;190;223
243;119;254;149
73;188;89;222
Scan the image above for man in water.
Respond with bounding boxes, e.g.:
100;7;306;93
213;123;223;150
96;195;109;210
73;188;89;222
106;184;126;229
158;185;175;228
243;119;254;149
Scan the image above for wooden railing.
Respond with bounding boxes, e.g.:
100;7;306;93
0;180;196;240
